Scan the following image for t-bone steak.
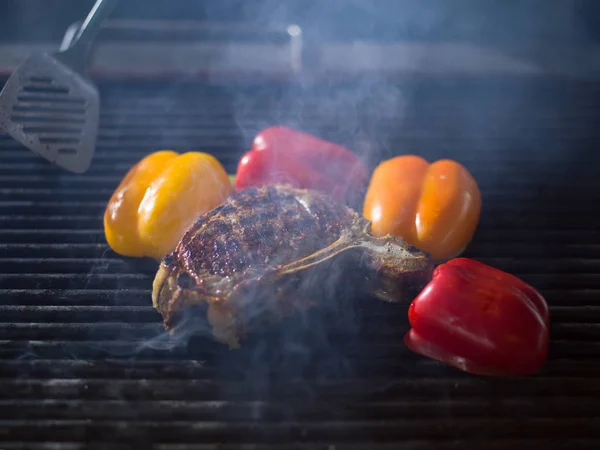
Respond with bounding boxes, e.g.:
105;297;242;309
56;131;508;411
152;184;434;347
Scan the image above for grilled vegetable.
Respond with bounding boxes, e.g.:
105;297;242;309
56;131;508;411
404;258;550;376
235;126;369;207
363;155;481;262
104;150;232;260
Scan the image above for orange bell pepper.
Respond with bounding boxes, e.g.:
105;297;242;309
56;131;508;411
104;151;233;261
363;155;481;261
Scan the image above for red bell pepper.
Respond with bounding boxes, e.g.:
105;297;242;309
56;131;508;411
404;258;550;376
235;126;370;206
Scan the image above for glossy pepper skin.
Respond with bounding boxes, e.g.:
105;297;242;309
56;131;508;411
404;258;550;377
104;150;232;261
363;155;481;262
235;126;370;207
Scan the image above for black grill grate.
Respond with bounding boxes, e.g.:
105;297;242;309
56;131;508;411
1;77;600;449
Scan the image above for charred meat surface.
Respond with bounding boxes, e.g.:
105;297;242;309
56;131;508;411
152;185;434;347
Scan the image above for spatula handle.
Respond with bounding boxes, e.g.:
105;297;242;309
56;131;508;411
72;0;120;47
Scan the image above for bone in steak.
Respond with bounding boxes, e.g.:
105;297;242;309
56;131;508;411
152;184;434;348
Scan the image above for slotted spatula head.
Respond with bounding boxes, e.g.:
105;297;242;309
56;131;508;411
0;0;118;174
0;52;100;174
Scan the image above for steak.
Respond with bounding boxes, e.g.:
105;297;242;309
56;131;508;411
152;184;434;347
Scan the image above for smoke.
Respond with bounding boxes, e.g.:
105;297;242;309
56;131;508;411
120;0;589;424
54;0;590;431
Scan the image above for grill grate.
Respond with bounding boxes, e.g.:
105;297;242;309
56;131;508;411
1;77;600;449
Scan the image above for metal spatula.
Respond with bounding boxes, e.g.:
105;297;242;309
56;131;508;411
0;0;119;174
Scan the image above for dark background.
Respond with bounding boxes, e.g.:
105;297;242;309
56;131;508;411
0;0;599;45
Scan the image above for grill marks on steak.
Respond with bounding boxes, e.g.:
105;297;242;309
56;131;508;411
178;186;354;278
152;184;434;348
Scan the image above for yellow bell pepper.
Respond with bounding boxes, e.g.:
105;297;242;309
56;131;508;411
104;150;233;260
